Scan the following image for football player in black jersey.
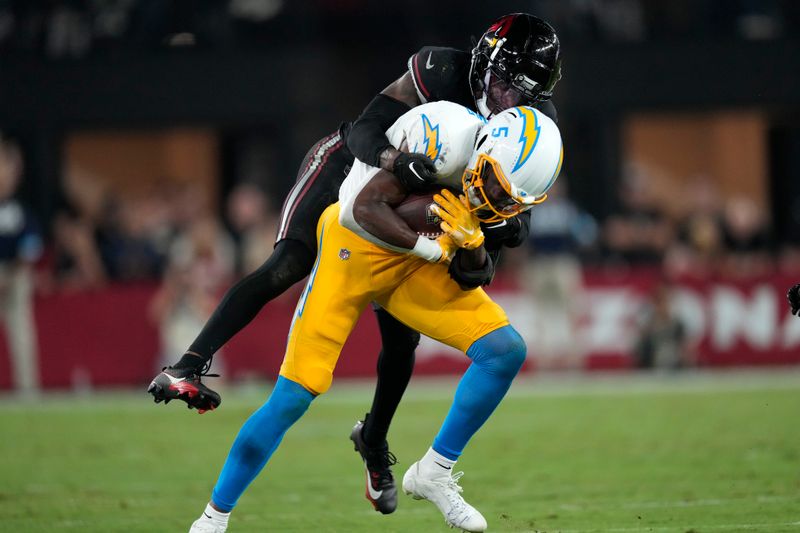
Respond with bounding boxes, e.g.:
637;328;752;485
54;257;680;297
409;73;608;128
148;12;561;520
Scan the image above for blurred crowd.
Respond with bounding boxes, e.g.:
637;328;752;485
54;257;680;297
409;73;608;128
1;0;800;59
3;128;797;381
34;153;791;293
513;161;783;279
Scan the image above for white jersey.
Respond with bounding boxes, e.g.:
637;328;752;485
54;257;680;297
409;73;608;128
339;101;485;250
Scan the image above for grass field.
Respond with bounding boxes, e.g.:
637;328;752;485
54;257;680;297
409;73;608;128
2;371;799;532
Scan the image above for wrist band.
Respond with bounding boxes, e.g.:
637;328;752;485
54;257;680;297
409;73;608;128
410;235;442;262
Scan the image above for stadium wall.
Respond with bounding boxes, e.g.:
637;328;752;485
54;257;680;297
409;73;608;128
0;270;798;390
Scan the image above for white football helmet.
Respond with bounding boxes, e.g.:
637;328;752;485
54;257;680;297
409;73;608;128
462;106;563;222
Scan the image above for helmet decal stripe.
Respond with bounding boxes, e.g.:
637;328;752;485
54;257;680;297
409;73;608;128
487;14;515;37
541;143;564;194
421;114;442;162
410;53;431;100
512;106;540;173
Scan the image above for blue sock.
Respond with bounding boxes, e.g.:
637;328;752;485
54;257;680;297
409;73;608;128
211;376;315;511
432;325;526;460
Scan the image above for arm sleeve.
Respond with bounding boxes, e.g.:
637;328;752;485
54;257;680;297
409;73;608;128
346;94;412;167
448;250;495;290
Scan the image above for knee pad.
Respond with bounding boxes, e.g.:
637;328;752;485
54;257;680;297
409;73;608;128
467;325;527;378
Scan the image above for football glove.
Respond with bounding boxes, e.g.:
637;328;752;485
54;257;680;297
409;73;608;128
481;216;523;248
393;152;437;191
432;189;485;250
436;233;458;264
788;283;800;316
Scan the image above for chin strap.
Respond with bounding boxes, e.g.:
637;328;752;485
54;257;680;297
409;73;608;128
475;71;494;119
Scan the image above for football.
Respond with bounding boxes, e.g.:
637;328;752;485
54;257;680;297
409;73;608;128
394;192;444;238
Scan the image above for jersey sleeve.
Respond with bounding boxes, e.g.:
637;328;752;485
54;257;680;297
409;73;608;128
407;46;473;105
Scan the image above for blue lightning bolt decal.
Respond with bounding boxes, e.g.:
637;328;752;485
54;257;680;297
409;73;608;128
512;107;540;173
421;114;442;163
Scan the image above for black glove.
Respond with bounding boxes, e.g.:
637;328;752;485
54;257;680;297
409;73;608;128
788;283;800;316
481;216;522;250
392;152;437;191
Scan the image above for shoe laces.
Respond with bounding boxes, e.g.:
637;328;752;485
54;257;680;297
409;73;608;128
164;355;219;380
443;471;465;496
366;446;398;487
198;356;219;378
436;471;473;520
362;437;398;468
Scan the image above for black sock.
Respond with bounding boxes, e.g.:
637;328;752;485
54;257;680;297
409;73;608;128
361;309;419;448
173;352;205;370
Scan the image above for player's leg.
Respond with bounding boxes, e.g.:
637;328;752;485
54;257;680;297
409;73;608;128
191;205;379;531
428;324;525;456
361;306;419;447
350;305;419;514
149;130;353;413
402;325;524;533
378;263;524;532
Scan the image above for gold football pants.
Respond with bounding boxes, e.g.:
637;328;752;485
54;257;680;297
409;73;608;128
279;203;509;394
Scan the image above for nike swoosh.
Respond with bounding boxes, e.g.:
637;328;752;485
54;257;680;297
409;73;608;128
425;51;434;69
165;373;185;385
408;161;424;182
434;461;452;470
485;220;508;229
460;226;476;236
203;512;213;519
365;469;383;500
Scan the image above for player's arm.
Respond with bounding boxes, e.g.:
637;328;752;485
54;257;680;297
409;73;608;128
347;73;420;170
351;170;417;249
347;58;437;190
343;170;455;263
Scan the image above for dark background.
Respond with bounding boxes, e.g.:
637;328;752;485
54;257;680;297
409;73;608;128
1;0;800;236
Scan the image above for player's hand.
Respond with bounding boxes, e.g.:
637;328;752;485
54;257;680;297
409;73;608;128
435;233;458;264
481;216;522;246
432;189;485;250
788;283;800;316
393;152;437;191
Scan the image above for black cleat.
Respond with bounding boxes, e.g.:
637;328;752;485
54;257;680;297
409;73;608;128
147;359;221;414
350;417;398;514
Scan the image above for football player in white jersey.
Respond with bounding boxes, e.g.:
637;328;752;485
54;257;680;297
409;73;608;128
188;102;563;533
150;14;562;519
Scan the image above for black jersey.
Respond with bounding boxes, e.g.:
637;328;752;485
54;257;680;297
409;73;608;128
407;47;475;108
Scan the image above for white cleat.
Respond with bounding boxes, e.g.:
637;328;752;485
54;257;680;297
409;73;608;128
402;461;488;532
189;515;227;533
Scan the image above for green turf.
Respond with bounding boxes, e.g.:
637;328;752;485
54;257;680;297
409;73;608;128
1;373;799;532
